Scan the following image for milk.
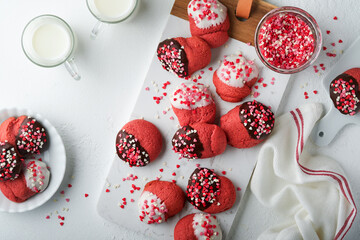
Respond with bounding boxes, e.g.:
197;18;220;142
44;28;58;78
22;15;73;67
88;0;137;22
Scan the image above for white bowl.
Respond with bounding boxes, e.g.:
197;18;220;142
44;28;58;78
0;108;66;212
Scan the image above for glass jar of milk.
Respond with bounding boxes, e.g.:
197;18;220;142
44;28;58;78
21;15;81;80
87;0;138;39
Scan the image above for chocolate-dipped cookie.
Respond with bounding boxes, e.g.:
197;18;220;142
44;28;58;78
330;68;360;115
0;142;22;181
116;119;162;167
0;116;49;157
157;37;211;78
220;100;275;148
172;123;226;160
186;168;236;214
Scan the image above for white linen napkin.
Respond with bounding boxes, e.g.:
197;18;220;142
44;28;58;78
251;103;357;240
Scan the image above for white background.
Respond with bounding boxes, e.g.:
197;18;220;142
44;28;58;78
0;0;359;239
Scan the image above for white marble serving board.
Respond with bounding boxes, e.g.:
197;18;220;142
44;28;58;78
311;35;360;147
97;15;290;240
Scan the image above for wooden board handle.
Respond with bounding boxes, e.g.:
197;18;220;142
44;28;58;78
171;0;277;45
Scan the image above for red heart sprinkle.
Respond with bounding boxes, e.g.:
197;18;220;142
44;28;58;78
68;184;72;188
313;90;318;94
323;46;327;51
60;191;65;194
221;171;226;175
159;169;163;172
176;165;180;168
331;43;335;46
326;30;330;34
237;187;241;191
263;83;267;87
60;222;64;226
106;189;110;193
172;180;176;183
339;39;343;43
66;198;70;202
46;216;50;219
85;194;89;197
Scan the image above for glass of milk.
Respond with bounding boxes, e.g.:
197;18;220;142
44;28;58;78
87;0;138;39
22;15;81;80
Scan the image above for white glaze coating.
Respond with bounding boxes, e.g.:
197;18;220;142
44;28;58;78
216;54;259;88
188;0;227;29
193;213;222;240
170;82;214;110
138;191;167;224
24;159;50;193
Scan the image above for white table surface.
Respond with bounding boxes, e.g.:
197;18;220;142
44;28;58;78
0;0;359;239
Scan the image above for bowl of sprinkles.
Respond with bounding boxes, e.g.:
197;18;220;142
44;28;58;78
255;6;322;74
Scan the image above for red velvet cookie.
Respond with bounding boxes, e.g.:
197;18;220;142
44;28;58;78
188;0;230;48
172;123;227;160
116;119;162;167
157;37;211;78
0;159;50;202
0;116;49;157
213;54;259;102
220;100;275;148
186;168;236;214
138;180;185;224
330;68;360;115
0;142;23;181
174;213;222;240
171;82;216;126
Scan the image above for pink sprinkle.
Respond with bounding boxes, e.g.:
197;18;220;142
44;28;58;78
258;77;264;83
169;116;174;120
246;42;251;46
200;70;205;75
66;198;70;202
331;43;335;47
145;87;150;91
253;92;260;98
131;199;135;203
196;164;200;168
155;177;160;180
60;190;65;195
46;216;50;219
162;111;167;115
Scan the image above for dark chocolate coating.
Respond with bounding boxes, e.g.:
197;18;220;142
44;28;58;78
329;73;360;115
157;38;189;78
16;117;49;156
171;126;204;159
186;168;220;211
239;100;275;140
0;142;22;181
116;129;150;167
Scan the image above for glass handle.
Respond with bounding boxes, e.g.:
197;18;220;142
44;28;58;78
90;21;104;40
64;57;81;80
